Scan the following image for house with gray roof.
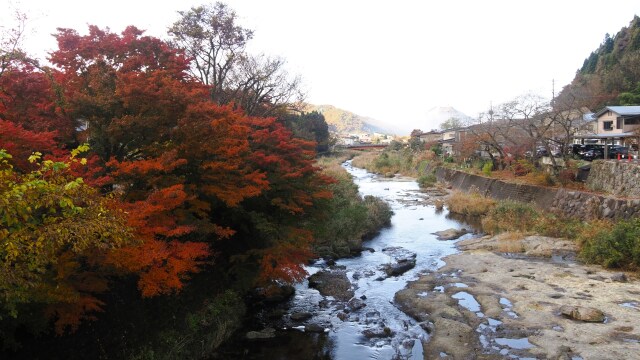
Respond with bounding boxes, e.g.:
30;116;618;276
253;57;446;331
575;106;640;143
578;106;640;157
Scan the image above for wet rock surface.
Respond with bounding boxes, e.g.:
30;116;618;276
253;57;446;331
381;246;417;277
307;268;354;301
290;312;313;322
396;233;640;359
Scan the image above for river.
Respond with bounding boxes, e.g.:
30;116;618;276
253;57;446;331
214;161;476;359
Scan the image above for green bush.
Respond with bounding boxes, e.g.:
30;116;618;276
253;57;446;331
532;214;584;239
417;174;437;188
482;161;493;176
352;149;436;177
311;159;393;257
131;290;246;360
362;195;393;238
580;219;640;269
481;201;539;234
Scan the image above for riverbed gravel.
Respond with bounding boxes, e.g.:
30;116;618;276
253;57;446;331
396;234;640;359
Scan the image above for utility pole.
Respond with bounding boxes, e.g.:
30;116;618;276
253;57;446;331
488;101;494;122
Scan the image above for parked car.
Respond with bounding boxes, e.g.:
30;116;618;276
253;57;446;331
608;145;629;159
525;146;550;158
581;148;604;161
577;144;604;159
580;145;629;161
567;144;583;156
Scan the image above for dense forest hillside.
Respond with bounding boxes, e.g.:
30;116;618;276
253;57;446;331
558;15;640;110
304;104;397;134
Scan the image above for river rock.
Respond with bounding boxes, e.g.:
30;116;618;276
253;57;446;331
304;324;325;333
260;284;295;303
362;326;394;338
611;273;628;282
347;297;367;311
559;305;606;322
246;328;276;339
457;235;578;257
380;247;417;276
308;270;354;301
382;246;417;262
383;259;416;277
290;312;312;321
433;228;469;240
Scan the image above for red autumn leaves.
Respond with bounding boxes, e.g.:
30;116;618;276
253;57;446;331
1;25;332;332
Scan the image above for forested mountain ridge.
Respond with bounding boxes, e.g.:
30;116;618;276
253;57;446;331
558;15;640;109
303;103;397;135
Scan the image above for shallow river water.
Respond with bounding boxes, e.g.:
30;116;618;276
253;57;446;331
215;161;476;359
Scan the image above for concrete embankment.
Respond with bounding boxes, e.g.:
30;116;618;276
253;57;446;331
434;166;640;220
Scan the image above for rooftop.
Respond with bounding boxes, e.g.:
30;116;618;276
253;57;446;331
596;106;640;117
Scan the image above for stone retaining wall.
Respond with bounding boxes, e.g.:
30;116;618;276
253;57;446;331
586;160;640;198
434;167;640;220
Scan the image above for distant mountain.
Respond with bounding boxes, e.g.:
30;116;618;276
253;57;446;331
303;104;398;135
422;106;473;131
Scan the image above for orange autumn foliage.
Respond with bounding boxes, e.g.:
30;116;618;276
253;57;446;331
3;25;338;324
107;238;209;297
256;228;314;285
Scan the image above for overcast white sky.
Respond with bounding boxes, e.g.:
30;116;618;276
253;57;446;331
2;0;639;133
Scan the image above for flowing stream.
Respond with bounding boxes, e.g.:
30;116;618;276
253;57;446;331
214;161;476;359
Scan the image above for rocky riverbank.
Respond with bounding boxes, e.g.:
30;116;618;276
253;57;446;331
395;234;640;359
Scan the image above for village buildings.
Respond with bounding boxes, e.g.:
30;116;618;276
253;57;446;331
412;105;640;160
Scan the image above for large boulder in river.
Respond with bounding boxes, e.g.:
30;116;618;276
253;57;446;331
308;270;354;301
290;312;313;322
381;247;417;277
383;259;416;277
347;297;367;311
260;284;295;304
560;305;606;322
433;228;469;241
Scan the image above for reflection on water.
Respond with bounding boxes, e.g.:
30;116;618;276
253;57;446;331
212;330;334;360
445;212;484;232
214;161;476;359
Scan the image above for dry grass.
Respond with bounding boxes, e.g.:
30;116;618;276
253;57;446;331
351;150;438;178
495;232;526;253
446;190;496;217
350;152;380;171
